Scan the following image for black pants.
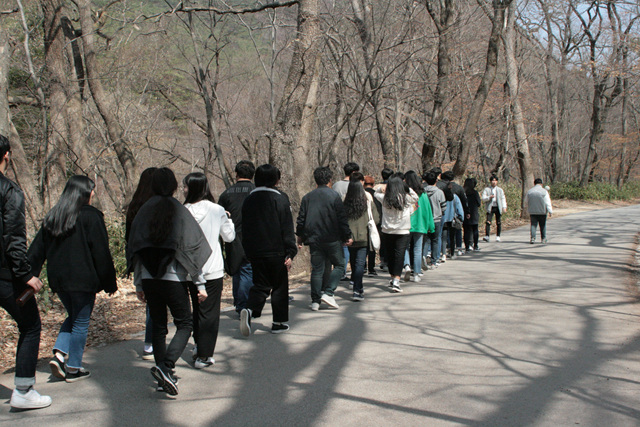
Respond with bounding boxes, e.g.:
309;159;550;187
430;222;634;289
143;279;192;374
485;206;502;237
464;223;479;250
382;233;411;277
0;279;41;387
188;278;223;359
366;247;376;273
246;256;289;323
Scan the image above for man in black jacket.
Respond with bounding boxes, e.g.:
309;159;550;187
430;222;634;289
218;161;255;315
0;135;51;410
296;167;352;311
239;165;297;336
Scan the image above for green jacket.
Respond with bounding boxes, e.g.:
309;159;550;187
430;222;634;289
410;193;435;234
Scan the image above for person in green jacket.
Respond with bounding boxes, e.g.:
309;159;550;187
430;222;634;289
402;171;435;283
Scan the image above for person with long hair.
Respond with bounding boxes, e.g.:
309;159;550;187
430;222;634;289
29;176;117;382
343;173;378;301
463;177;482;252
375;175;419;293
125;167;157;360
127;168;211;395
182;172;235;368
401;171;434;282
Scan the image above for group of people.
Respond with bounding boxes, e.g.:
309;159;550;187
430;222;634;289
0;130;553;406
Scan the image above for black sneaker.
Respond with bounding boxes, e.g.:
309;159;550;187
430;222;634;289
65;368;91;383
151;366;178;396
271;323;290;334
49;357;66;380
367;270;378;276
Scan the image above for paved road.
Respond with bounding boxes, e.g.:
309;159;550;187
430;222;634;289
2;205;640;426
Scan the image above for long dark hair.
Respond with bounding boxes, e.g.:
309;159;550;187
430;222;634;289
149;168;178;245
404;170;423;196
43;175;95;237
126;167;157;230
343;181;367;220
383;176;409;211
183;172;215;204
464;177;477;194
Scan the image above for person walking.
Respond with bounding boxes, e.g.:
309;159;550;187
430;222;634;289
440;171;468;256
29;176;117;383
183;173;235;368
296;167;352;310
240;165;297;336
463;177;482;252
218;161;255;316
481;175;507;242
0;135;51;410
423;171;446;269
127;168;211;396
402;170;434;282
525;178;553;244
363;175;382;276
343;173;378;301
441;186;464;259
125;167;157;361
375;175;419;293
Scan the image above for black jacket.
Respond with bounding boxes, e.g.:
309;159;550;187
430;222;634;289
438;179;468;213
0;172;34;284
28;205;117;294
218;180;254;273
242;187;297;260
296;185;351;244
465;190;482;225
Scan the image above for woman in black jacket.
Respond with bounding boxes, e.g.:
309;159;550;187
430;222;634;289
463;177;482;252
28;176;117;382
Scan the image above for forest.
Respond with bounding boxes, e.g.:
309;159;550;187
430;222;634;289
1;0;638;225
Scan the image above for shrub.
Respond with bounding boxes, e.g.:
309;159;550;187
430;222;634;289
550;181;640;201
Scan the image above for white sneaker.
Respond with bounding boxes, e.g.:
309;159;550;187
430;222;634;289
483;236;489;242
194;357;215;369
320;294;339;309
457;250;463;256
390;282;403;293
496;236;501;242
412;275;421;283
309;302;320;311
441;254;446;262
402;265;412;282
10;388;52;410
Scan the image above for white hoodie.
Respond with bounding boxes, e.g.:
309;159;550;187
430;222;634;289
185;200;236;280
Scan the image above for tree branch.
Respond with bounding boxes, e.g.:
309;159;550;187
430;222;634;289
174;0;299;15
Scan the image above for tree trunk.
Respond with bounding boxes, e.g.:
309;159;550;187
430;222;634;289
452;0;511;180
77;0;137;200
422;0;455;174
270;0;320;210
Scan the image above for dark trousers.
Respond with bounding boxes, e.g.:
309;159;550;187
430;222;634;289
348;246;367;294
486;206;502;237
464;223;479;250
0;280;41;387
246;256;289;323
530;214;547;240
382;233;411;277
310;241;344;302
188;278;223;359
366;247;376;273
142;279;192;374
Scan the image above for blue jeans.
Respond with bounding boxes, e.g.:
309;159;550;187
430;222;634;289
424;221;442;264
343;246;350;276
309;241;345;303
0;279;41;387
232;261;253;313
348;246;367;294
403;232;423;275
55;291;96;370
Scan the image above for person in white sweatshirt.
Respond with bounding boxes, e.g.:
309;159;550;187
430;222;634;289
481;175;507;242
375;174;419;293
183;173;235;369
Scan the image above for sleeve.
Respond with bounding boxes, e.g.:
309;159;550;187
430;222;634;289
455;197;464;219
334;198;352;242
219;210;236;243
439;192;447;213
295;196;308;238
26;227;45;277
500;188;507;210
545;192;553;214
87;212;118;293
374;191;384;203
279;197;298;260
481;188;491;203
407;188;419;205
3;185;34;283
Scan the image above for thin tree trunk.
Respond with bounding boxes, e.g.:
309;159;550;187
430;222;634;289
504;2;534;217
271;0;320;209
453;0;511;180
